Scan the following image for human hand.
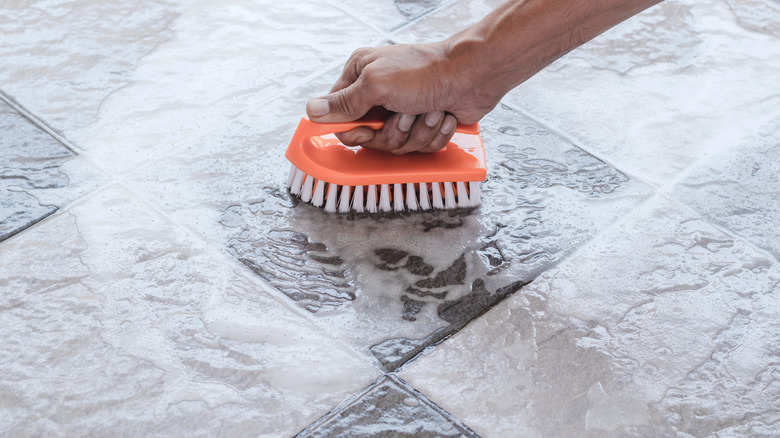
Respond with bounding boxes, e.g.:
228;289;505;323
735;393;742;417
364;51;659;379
305;42;500;155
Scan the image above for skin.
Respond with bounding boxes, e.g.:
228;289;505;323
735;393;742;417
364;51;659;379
306;0;664;154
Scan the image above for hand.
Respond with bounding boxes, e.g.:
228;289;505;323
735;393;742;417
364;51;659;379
305;42;500;155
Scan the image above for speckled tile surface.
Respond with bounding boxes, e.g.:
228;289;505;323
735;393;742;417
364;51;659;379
400;196;780;437
1;0;779;436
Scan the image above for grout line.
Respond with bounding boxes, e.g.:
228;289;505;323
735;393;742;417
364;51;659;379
107;180;384;371
498;100;780;264
0;89;85;155
387;0;464;35
498;99;661;193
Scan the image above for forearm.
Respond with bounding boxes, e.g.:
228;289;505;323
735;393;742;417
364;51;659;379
446;0;663;100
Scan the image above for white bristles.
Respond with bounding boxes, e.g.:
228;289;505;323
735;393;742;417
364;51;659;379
338;185;351;213
301;175;314;202
444;182;456;209
418;182;430;210
456;181;469;207
312;179;326;207
379;184;392;212
366;185;378;213
431;183;444;209
394;183;404;212
469;181;481;206
287;163;298;187
324;183;338;212
290;168;305;195
287;163;483;212
353;185;365;212
406;183;418;211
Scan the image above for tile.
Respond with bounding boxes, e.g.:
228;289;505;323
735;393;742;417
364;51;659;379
60;0;381;175
0;185;379;436
129;96;652;371
400;196;780;437
391;0;503;43
725;0;780;36
397;0;780;187
333;0;452;32
297;376;477;437
0;100;72;241
0;0;178;132
672;117;780;261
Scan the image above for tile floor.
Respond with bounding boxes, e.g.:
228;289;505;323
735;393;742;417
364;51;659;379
1;0;778;436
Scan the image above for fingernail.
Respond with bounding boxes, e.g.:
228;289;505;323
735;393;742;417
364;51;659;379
307;99;330;117
398;114;415;132
425;111;443;127
440;115;457;134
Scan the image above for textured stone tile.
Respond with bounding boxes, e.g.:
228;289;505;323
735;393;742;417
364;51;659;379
0;0;178;132
672;118;780;261
129;95;652;371
400;196;780;437
391;0;502;42
58;0;380;174
0;100;72;241
333;0;452;32
397;0;780;187
297;376;477;437
0;185;379;437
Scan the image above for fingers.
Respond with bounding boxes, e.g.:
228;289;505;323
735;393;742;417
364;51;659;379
332;111;458;155
306;79;375;123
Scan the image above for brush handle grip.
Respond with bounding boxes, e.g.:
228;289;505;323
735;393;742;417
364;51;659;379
297;113;480;138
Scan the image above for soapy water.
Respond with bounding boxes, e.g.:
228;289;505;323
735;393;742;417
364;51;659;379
222;104;644;371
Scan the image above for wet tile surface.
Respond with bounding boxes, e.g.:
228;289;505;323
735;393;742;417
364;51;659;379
129;98;650;371
1;0;779;436
400;196;780;437
398;0;780;187
672;122;780;261
0;100;73;241
298;376;478;437
0;186;379;436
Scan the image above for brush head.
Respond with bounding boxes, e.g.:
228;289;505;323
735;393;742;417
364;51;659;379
284;112;486;213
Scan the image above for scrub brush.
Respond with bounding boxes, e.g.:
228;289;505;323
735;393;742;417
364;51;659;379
284;112;486;213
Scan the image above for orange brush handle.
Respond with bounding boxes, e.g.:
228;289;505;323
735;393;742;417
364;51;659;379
291;114;480;138
285;114;486;186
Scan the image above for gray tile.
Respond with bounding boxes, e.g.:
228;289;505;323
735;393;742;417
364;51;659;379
0;100;73;242
0;185;379;437
0;0;178;132
298;376;478;437
672;121;780;261
400;196;780;437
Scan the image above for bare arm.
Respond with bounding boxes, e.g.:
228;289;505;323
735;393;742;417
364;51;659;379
307;0;663;154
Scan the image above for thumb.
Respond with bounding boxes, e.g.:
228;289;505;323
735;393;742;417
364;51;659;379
306;82;374;123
